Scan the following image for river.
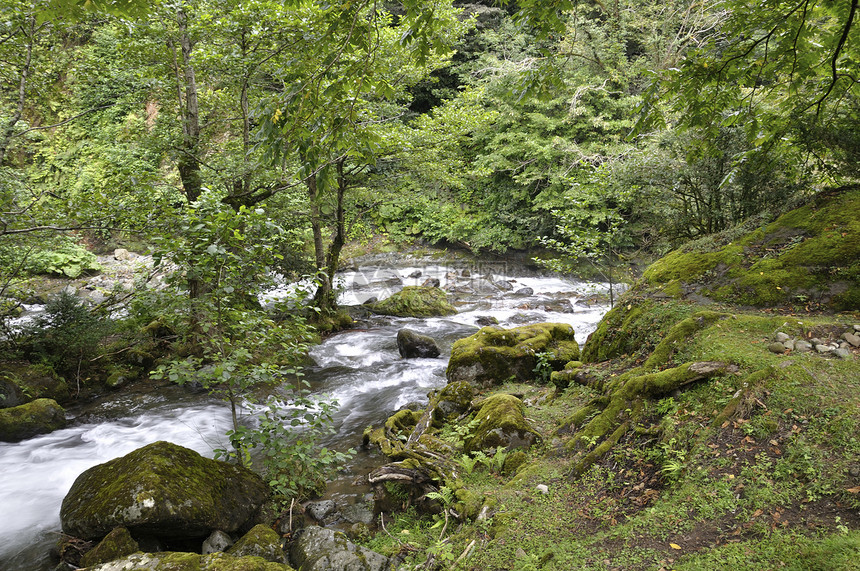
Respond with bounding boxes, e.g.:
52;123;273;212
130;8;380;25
0;253;613;570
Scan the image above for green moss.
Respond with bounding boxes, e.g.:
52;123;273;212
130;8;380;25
466;394;540;452
226;524;286;564
80;527;139;568
0;398;66;442
447;323;580;387
369;286;457;317
640;189;860;309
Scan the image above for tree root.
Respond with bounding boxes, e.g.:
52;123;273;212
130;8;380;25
563;360;739;477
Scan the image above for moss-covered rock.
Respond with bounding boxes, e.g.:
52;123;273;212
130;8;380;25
466;394;541;453
396;328;441;358
432;380;475;426
80;551;294;570
0;397;66;442
0;361;69;404
60;441;269;541
447;323;580;387
641;187;860;310
227;524;287;564
80;527;139;568
368;286;457;317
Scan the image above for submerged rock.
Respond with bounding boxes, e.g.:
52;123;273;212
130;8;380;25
290;526;389;571
369;286;456;317
396;328;441;358
447;323;580;387
60;441;268;541
0;398;66;442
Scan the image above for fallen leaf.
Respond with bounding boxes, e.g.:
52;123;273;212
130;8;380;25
669;543;682;550
847;486;860;494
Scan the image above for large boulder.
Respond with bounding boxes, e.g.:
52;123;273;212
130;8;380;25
60;441;269;541
290;526;389;571
466;394;541;453
0;398;66;442
80;552;293;570
446;323;580;387
369;286;456;317
396;328;441;358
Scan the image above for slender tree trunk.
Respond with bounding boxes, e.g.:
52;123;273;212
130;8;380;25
176;5;202;202
0;14;36;166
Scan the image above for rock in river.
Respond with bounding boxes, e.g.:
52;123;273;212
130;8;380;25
60;441;269;541
397;328;441;358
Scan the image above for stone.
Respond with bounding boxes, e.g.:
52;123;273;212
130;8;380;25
433;381;475;423
79;527;139;568
855;324;860;332
466;394;541;453
447;323;580;387
202;530;234;554
767;342;786;354
783;339;795;351
0;362;69;403
0;376;26;409
406;270;422;279
535;484;549;495
368;286;456;317
305;500;337;522
512;287;534;297
475;315;499;327
81;552;293;570
0;398;66;442
794;340;813;352
815;344;832;353
494;280;514;292
290;526;389;571
421;277;440;288
774;332;790;343
340;496;375;525
834;348;853;360
842;332;860;347
60;441;269;541
113;248;135;261
396;328;441;359
228;524;288;564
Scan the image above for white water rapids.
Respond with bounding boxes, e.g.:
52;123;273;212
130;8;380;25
0;254;615;570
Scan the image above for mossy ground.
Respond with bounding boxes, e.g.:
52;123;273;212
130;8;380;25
358;299;860;570
642;188;860;312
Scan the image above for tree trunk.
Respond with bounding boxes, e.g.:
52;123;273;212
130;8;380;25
176;5;202;203
0;14;36;166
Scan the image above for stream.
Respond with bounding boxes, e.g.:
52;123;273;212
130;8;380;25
0;253;614;570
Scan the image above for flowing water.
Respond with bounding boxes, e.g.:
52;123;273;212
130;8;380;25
0;253;615;570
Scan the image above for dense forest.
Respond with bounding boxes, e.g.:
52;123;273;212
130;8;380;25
0;0;858;569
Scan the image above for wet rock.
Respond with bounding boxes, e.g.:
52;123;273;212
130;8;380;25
768;342;787;354
466;394;541;453
494;279;514;292
290;526;389;571
79;527;139;568
228;524;288;564
60;441;269;541
421;277;440;288
475;315;499;327
0;398;66;442
305;500;337;523
202;530;234;554
396;328;441;358
512;287;534;297
407;270;422;279
368;286;456;317
470;278;502;295
447;323;580;387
